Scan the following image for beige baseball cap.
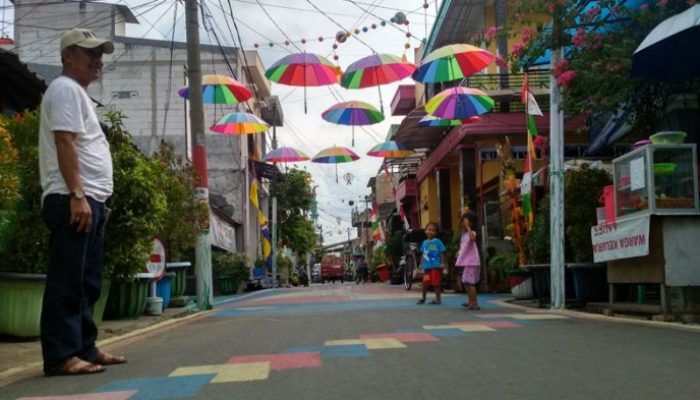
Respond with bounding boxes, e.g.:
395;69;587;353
60;28;114;54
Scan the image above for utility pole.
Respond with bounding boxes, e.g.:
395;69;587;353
271;196;278;288
549;8;566;309
185;0;213;310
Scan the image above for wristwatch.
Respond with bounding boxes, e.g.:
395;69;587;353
70;188;86;200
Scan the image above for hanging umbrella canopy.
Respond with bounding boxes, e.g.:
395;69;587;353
311;146;360;163
265;52;339;86
631;4;700;82
413;44;494;83
341;54;416;88
178;74;252;104
210;112;269;135
425;87;494;120
264;146;309;163
322;101;384;125
418;115;481;127
366;140;415;158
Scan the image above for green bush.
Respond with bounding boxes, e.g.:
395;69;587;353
213;251;249;281
103;111;167;280
488;250;520;274
0;110;49;273
152;141;208;261
0;124;20;253
527;164;611;263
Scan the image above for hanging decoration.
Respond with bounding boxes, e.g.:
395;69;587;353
265;52;339;113
311;146;360;183
418;115;481;127
321;101;384;146
341;53;416;113
263;146;310;163
425;87;494;120
413;44;495;83
366;140;415;158
210;112;269;135
177;74;252;105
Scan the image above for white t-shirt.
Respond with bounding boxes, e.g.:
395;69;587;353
39;76;113;203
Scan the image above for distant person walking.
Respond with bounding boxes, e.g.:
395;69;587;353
456;211;481;310
416;222;446;305
38;28;125;376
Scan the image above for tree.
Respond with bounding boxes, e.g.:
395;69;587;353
498;0;697;136
269;168;316;258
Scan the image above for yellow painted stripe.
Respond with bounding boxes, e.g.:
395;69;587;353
170;362;270;383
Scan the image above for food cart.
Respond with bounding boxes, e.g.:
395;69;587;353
591;141;699;314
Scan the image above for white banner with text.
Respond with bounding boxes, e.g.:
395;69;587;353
591;216;650;263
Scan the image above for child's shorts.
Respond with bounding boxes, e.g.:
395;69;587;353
422;268;442;287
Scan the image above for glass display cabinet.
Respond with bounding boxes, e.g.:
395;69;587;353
613;144;698;220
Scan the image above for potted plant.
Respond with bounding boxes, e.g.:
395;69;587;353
276;253;293;286
213;252;249;295
152;140;207;307
102;111;168;319
494;250;533;300
525;164;611;305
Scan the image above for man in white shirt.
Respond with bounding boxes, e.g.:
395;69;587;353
39;28;126;376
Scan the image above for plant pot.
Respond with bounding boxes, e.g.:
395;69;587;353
146;297;163;316
92;279;111;326
166;262;190;298
217;276;240;295
526;264;577;303
505;270;533;299
156;272;175;308
568;263;608;303
104;278;149;320
0;272;45;338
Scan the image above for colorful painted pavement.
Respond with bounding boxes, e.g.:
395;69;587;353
15;285;570;400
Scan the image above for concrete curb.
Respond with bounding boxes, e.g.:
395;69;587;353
490;298;700;333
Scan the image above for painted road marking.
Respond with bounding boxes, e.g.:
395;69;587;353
17;392;138;400
96;375;214;400
170;362;270;383
228;352;322;370
325;337;407;349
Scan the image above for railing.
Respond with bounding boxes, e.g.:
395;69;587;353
465;70;550;92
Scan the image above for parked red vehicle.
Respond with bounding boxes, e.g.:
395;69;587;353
321;255;345;283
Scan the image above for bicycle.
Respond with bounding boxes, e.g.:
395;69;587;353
399;229;426;291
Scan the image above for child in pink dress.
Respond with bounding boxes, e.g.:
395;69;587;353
455;211;481;310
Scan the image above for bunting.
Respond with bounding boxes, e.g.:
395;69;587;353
521;73;542;228
249;177;273;268
370;203;385;246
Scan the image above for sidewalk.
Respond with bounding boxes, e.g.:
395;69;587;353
0;304;197;384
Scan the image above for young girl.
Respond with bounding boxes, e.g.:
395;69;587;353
417;222;446;305
456;211;481;310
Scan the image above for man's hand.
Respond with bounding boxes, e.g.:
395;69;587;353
70;197;92;232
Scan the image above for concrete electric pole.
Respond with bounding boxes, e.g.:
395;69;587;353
185;0;213;310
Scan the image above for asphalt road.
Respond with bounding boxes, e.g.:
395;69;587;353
2;283;699;400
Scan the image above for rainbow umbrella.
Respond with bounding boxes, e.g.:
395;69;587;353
265;52;339;113
210;112;269;135
418;115;481;127
413;44;494;83
425;87;494;120
366;140;414;158
312;146;360;182
322;101;384;146
178;74;252;104
264;146;309;163
341;54;416;113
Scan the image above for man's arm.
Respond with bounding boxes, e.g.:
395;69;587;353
54;131;91;232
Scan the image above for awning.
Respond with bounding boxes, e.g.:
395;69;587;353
209;209;236;252
251;160;284;181
0;49;46;112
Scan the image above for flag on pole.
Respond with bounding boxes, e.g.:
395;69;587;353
521;73;542;228
249;177;273;268
371;203;385;243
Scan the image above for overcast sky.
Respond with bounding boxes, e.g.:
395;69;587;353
1;0;442;244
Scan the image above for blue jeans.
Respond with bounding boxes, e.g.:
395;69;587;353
40;194;107;374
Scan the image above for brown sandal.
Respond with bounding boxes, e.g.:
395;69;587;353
48;357;106;376
94;352;127;365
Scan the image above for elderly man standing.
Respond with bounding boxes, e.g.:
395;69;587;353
39;28;126;376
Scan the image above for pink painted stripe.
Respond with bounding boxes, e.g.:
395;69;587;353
16;391;137;400
228;352;322;370
449;321;523;328
359;333;439;342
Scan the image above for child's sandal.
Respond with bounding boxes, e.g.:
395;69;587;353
416;299;426;304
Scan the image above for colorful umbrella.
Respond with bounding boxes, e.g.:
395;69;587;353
341;54;416;113
366;140;415;158
210;112;269;135
178;74;252;104
413;44;494;83
425;87;494;120
322;101;384;146
418;115;481;127
264;146;309;163
312;146;360;182
265;52;339;113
